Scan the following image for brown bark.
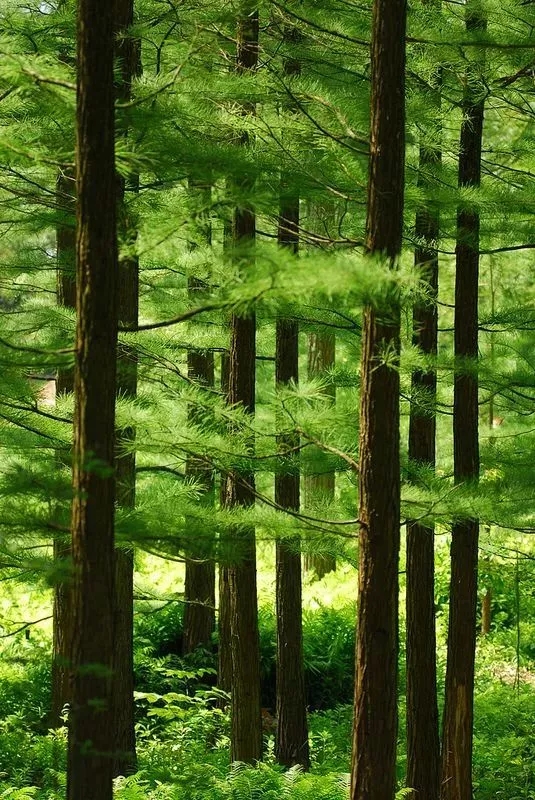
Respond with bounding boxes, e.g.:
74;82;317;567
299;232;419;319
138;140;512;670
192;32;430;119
224;3;262;763
275;188;309;770
440;7;485;800
183;188;216;655
224;307;261;761
183;338;216;654
350;0;406;798
405;61;441;800
67;0;118;793
51;168;76;729
112;0;139;776
304;332;336;578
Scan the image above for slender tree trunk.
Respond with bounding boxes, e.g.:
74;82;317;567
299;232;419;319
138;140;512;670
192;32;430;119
183;186;216;655
481;261;496;637
51;168;76;729
304;332;336;579
224;2;262;763
350;0;406;797
440;6;485;799
405;61;441;800
218;350;232;705
275;181;309;770
67;0;118;793
112;0;140;775
183;335;216;654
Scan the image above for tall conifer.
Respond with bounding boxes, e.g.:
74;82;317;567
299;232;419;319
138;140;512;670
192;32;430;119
224;1;262;763
441;3;485;797
351;0;406;797
67;0;118;792
406;22;441;799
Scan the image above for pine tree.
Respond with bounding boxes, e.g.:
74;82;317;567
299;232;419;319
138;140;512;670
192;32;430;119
351;0;406;797
113;0;139;776
224;1;262;764
275;108;309;766
183;181;216;656
405;15;441;797
67;0;118;793
51;165;76;729
441;3;485;798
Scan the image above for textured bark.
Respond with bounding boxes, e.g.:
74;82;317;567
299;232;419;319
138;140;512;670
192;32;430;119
67;0;118;793
224;4;262;763
350;0;406;798
51;168;76;729
304;332;336;578
275;189;309;770
441;9;484;798
224;308;261;762
183;188;216;655
405;57;441;800
112;0;139;775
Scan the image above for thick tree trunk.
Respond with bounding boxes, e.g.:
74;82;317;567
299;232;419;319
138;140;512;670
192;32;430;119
113;0;139;775
275;188;309;770
224;4;262;763
183;188;216;655
67;0;118;793
350;0;406;798
440;7;485;799
304;332;336;579
405;65;441;800
51;168;76;729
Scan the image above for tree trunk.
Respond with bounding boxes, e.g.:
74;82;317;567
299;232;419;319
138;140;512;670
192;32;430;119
67;0;118;793
275;182;309;770
112;0;139;776
405;58;441;800
183;338;216;655
183;186;216;656
350;0;406;797
51;168;76;729
217;350;232;705
224;3;262;763
441;8;485;799
304;331;336;578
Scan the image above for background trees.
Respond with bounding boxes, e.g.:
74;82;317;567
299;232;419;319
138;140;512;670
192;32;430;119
0;0;535;798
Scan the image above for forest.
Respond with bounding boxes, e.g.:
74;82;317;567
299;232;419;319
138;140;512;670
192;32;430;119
0;0;534;797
